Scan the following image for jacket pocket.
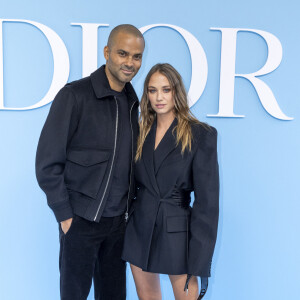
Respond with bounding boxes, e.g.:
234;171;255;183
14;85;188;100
64;149;111;199
166;216;188;233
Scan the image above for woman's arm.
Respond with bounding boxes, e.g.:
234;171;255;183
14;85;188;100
188;126;219;277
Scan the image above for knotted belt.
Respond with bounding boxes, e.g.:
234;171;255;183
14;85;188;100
159;189;191;208
160;189;208;299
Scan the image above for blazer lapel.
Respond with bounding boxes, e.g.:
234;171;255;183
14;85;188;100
142;120;160;195
154;118;178;175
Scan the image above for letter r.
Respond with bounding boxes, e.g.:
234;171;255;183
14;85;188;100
209;27;293;120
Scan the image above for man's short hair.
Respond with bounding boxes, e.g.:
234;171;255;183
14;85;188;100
107;24;145;49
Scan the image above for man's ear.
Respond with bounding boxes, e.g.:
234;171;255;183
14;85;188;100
104;46;109;60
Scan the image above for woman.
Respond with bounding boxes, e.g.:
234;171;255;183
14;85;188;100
122;63;219;300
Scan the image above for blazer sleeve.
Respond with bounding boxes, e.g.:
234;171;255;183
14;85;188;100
35;86;79;222
188;127;219;277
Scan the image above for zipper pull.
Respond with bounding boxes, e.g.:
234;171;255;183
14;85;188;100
125;212;129;222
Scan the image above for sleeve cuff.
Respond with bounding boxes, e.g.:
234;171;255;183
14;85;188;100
49;200;74;222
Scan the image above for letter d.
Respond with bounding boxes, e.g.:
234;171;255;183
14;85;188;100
0;19;69;110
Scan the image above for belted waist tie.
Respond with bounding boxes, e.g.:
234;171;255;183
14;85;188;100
159;190;191;209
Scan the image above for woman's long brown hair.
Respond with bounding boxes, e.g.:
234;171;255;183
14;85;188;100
136;63;207;161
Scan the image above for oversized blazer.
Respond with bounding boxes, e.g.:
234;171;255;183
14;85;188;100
122;118;219;277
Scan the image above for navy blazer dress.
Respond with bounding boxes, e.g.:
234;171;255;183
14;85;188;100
122;118;219;277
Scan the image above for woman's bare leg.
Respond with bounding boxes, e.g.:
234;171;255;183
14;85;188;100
169;274;198;300
130;264;162;300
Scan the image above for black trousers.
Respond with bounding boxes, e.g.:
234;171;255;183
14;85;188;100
59;214;126;300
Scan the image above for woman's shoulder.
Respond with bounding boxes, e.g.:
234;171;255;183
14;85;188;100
191;121;217;140
190;121;218;152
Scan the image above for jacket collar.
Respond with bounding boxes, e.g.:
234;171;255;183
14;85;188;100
142;117;178;195
90;65;139;105
153;117;178;174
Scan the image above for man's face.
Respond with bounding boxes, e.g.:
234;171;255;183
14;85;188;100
104;32;144;91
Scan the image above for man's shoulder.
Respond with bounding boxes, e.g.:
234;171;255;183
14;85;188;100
64;75;93;96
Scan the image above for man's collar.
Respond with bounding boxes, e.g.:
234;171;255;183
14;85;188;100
90;65;139;104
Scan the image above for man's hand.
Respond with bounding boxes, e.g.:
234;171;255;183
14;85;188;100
60;218;73;234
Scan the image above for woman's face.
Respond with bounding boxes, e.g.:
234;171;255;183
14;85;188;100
147;72;175;118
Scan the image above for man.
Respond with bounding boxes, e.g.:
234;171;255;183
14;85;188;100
36;24;145;300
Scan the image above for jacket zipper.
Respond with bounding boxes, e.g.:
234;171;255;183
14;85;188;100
93;97;119;221
125;100;137;222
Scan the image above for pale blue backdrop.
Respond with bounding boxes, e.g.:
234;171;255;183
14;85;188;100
0;0;299;299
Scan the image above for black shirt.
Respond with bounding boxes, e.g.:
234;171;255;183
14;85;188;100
102;89;132;217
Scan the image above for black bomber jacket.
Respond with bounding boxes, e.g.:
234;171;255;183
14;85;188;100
35;65;139;223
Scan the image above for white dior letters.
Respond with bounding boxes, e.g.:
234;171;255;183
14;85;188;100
0;19;292;120
209;28;292;120
71;23;109;77
0;19;69;110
